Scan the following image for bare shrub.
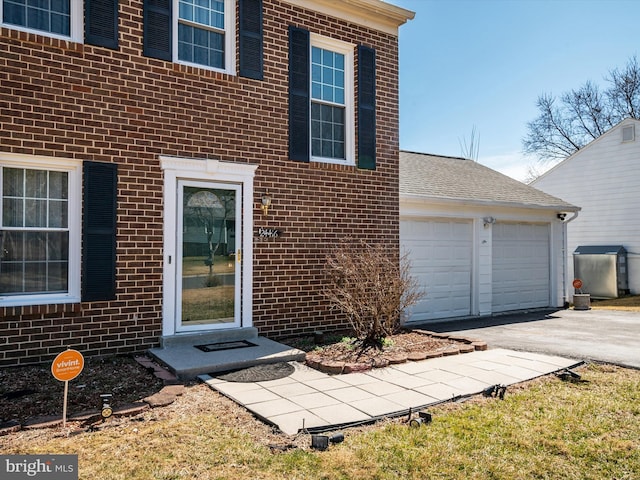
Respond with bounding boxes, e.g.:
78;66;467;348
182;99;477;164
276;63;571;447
324;239;424;348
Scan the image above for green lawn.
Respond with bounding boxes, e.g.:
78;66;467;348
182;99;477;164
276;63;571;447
2;364;638;479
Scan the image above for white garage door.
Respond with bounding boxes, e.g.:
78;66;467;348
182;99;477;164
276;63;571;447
492;222;550;312
401;218;473;322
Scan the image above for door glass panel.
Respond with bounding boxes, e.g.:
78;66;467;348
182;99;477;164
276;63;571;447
180;185;237;327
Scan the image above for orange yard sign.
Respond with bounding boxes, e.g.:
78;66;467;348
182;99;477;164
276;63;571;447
52;349;84;382
52;349;84;428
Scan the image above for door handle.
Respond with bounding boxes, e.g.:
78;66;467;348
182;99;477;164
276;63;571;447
237;249;241;264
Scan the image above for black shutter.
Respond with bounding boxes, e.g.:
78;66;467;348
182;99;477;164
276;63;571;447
358;45;376;170
82;162;117;302
85;0;119;49
239;0;263;80
143;0;172;61
288;26;310;162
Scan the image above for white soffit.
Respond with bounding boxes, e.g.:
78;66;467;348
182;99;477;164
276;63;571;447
280;0;415;35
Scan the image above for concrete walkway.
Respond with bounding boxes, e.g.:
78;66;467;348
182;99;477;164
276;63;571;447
200;348;579;435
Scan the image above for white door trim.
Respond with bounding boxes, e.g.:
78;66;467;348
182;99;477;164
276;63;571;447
161;156;258;336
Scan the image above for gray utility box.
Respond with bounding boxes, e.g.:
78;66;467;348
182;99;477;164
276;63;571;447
573;245;629;299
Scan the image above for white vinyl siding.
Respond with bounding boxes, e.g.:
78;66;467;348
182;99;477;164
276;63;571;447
533;119;640;294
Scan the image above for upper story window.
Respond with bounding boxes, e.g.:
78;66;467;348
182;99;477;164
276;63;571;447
310;35;354;165
176;0;234;72
0;154;82;307
288;26;376;170
144;0;262;78
1;0;82;41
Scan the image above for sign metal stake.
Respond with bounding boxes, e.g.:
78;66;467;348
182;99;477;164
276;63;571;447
51;348;85;428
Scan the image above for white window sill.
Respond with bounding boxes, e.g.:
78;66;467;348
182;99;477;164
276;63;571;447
0;294;81;308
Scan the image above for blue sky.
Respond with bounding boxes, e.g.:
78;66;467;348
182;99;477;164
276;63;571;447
387;0;640;181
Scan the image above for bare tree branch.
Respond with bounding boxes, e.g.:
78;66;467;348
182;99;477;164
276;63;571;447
607;55;640;120
523;55;640;164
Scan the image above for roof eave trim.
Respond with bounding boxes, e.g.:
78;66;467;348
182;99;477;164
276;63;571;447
400;193;580;212
280;0;415;34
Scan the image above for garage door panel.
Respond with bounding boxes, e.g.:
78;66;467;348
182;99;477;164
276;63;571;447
401;219;473;322
492;223;550;312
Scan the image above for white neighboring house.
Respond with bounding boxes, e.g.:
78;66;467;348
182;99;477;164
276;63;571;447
532;118;640;295
400;151;579;324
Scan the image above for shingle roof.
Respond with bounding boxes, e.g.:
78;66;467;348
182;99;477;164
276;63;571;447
400;151;578;210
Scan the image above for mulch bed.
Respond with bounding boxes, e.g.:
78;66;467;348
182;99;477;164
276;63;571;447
0;356;167;427
286;330;487;375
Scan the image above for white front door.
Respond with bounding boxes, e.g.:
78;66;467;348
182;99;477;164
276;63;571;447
161;156;257;337
176;180;241;332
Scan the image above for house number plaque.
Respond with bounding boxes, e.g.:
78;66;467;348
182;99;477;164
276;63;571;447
258;227;281;238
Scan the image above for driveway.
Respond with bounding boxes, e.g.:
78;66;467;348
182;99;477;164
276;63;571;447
421;308;640;369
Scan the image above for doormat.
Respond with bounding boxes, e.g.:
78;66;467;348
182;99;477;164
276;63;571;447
194;340;257;353
215;362;295;383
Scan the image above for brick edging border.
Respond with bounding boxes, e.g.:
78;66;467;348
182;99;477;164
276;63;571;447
306;330;488;375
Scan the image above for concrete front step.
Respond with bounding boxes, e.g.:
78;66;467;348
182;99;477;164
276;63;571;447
149;335;305;380
158;327;259;348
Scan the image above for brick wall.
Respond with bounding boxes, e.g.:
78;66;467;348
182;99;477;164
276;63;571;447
0;0;401;366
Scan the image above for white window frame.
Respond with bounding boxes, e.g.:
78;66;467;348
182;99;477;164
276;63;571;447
310;33;355;166
0;0;83;42
174;0;236;75
0;153;82;307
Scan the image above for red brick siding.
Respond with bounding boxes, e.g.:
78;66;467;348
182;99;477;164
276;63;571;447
0;0;401;366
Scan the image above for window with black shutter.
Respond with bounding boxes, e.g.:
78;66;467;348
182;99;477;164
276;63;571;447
288;27;376;168
85;0;119;49
358;45;376;170
239;0;263;80
288;26;311;162
82;161;117;302
142;0;261;77
143;0;172;61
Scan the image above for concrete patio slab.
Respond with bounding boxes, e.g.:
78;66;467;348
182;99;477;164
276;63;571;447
349;397;406;417
200;348;581;435
357;380;406;396
414;383;466;401
381;390;438;409
415;369;462;383
150;335;305;379
289;392;342;409
309;404;371;425
301;377;351;392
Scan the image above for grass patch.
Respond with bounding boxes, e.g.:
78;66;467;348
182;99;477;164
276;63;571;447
2;364;639;479
591;294;640;311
